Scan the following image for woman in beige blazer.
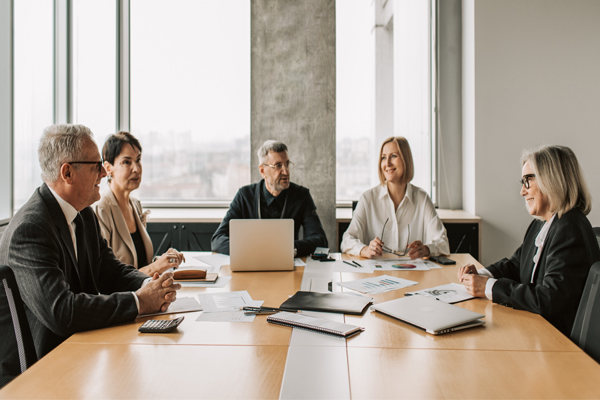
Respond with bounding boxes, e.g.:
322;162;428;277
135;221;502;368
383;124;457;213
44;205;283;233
95;132;183;276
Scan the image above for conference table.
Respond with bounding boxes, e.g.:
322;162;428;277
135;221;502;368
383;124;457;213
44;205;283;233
1;254;600;399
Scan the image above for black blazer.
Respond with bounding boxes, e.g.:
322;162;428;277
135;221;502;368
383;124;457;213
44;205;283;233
211;180;327;257
0;184;147;360
487;208;600;336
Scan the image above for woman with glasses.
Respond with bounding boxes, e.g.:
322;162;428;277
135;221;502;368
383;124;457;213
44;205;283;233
341;136;449;259
94;132;184;276
458;145;600;336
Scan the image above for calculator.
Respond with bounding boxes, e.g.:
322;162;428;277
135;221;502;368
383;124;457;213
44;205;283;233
138;316;184;333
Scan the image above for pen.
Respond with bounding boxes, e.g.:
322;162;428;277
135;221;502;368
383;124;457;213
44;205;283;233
343;260;359;268
352;261;363;268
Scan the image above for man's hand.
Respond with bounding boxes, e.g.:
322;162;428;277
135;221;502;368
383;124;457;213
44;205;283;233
135;272;181;315
461;273;488;298
457;263;478;282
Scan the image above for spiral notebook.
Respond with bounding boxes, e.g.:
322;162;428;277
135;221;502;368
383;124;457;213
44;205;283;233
267;312;365;338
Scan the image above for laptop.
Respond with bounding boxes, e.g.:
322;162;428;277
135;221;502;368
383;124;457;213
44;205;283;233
371;295;485;335
229;219;295;272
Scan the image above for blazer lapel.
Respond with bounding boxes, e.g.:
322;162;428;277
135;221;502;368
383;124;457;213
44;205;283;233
39;184;79;270
105;188;138;267
131;199;155;263
520;219;545;284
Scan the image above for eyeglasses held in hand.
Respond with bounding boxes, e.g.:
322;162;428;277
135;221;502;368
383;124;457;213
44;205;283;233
262;161;294;171
380;218;410;256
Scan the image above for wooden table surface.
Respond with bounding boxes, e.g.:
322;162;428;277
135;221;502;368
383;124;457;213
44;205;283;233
2;253;599;399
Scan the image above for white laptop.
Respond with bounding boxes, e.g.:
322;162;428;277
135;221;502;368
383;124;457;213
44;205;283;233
230;219;295;272
371;295;485;335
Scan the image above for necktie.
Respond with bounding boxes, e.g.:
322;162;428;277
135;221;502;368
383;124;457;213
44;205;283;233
73;213;87;292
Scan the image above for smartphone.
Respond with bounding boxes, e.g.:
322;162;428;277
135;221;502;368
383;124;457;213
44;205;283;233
429;255;456;265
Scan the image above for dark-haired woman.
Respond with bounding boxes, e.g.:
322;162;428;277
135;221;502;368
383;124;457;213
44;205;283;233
94;132;183;276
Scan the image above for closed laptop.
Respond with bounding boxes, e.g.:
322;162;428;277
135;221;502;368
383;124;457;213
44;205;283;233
371;295;485;335
230;219;294;272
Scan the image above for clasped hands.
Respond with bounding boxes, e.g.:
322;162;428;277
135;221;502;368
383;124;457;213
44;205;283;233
136;271;182;315
457;264;488;297
360;237;430;260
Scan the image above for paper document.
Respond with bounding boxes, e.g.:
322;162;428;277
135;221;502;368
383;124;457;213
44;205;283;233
193;253;230;270
196;310;255;322
338;275;418;295
196;291;263;322
294;258;307;267
178;275;231;288
138;297;202;318
405;283;475;304
332;260;375;273
362;259;431;271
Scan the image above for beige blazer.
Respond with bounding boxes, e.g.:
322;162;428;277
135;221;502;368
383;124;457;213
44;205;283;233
94;186;154;269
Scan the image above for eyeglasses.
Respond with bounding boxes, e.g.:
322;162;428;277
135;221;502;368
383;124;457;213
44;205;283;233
262;161;294;171
520;174;535;189
380;218;410;256
66;160;104;173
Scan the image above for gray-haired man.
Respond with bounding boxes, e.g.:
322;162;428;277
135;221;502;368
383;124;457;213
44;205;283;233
0;124;180;384
211;140;327;257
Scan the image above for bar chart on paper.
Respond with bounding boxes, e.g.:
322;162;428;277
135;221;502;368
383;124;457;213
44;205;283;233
338;275;418;295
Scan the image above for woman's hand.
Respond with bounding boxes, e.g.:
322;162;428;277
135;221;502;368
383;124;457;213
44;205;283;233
457;263;478;282
360;237;384;259
139;248;185;276
407;241;430;259
461;273;488;297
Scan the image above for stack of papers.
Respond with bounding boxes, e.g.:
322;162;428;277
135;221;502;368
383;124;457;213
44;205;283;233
196;291;263;322
176;252;232;287
337;275;418;295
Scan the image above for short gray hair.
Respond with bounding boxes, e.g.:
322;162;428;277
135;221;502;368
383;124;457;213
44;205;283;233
521;145;592;217
257;140;288;164
38;124;95;183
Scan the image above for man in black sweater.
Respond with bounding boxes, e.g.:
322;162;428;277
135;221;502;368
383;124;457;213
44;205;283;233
211;140;327;257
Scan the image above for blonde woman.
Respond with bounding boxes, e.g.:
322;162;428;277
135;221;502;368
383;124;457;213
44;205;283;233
458;145;600;336
341;136;449;259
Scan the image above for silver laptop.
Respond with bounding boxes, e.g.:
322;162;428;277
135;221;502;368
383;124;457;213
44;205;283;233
371;295;485;335
230;219;295;272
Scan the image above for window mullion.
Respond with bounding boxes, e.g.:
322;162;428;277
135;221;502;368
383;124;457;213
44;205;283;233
54;0;70;123
117;0;130;132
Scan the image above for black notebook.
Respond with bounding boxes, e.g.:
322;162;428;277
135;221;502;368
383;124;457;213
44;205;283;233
267;312;364;338
279;291;373;315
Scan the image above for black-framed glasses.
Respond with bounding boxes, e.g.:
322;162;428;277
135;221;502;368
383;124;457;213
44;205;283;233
262;161;294;171
66;160;103;173
520;174;535;189
380;218;410;256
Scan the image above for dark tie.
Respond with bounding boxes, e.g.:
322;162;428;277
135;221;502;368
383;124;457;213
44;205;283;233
73;213;87;292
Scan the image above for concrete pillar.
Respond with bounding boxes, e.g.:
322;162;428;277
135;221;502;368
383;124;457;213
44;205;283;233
251;0;336;250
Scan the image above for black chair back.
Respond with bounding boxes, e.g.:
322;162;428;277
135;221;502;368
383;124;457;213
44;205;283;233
570;261;600;363
593;227;600;249
0;265;37;388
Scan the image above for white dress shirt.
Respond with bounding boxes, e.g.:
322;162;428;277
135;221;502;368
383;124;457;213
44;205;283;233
341;183;450;256
47;186;143;313
481;214;556;300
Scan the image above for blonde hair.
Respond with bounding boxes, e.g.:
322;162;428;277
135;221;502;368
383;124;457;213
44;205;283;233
521;145;592;217
378;136;414;185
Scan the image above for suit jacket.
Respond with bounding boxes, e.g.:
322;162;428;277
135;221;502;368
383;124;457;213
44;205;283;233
94;186;154;269
211;180;328;257
487;208;600;336
0;184;147;362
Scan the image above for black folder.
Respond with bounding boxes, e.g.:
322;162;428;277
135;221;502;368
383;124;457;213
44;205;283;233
279;291;373;315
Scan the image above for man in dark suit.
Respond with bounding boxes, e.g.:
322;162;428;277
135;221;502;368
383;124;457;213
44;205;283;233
0;124;180;385
211;140;327;257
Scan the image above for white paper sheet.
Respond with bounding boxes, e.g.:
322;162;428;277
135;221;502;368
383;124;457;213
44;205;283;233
337;274;418;294
332;260;375;273
405;283;475;303
195;291;263;322
362;259;431;271
294;258;307;266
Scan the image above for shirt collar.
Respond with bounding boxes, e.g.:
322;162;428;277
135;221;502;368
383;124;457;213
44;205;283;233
47;185;79;225
262;180;286;207
535;214;556;248
379;182;413;205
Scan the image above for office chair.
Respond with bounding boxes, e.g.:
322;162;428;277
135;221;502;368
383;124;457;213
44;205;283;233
352;201;359;215
570;261;600;364
0;265;37;389
593;227;600;249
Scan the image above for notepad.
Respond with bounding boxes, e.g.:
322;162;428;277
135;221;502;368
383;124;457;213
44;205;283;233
267;312;365;338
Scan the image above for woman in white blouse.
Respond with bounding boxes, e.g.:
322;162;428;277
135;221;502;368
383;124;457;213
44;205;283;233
341;136;449;259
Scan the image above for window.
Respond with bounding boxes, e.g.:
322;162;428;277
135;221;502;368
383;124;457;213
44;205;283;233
130;0;250;202
13;0;54;209
71;0;117;138
336;0;436;203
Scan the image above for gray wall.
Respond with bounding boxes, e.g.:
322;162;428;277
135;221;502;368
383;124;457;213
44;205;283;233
251;0;336;249
463;0;600;265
